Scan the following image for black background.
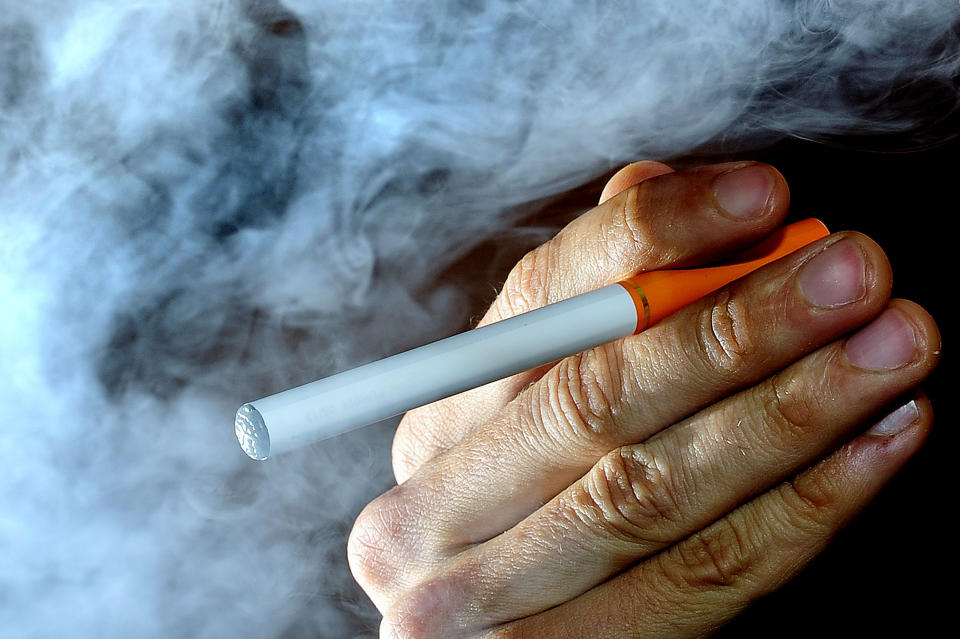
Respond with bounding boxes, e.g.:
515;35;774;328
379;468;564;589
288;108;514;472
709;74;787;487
712;137;956;637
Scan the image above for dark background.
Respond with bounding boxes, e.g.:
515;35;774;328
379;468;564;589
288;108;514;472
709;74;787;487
717;137;955;637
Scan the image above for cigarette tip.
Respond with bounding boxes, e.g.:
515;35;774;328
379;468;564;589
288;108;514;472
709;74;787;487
235;403;270;460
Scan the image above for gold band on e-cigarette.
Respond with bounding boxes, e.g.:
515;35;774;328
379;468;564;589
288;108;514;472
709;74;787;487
617;280;651;334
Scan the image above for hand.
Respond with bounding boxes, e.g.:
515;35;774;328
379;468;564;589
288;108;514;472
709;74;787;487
348;161;941;638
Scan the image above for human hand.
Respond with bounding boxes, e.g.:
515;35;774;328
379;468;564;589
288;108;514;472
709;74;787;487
348;161;940;638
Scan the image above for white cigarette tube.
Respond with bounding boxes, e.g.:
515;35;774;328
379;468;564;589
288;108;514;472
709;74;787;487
236;219;829;459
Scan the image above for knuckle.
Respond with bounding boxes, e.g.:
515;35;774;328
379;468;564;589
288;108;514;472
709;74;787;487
695;289;755;379
577;446;682;544
669;518;754;590
762;372;819;441
774;474;840;532
544;349;622;448
498;243;555;317
347;490;411;593
619;183;680;266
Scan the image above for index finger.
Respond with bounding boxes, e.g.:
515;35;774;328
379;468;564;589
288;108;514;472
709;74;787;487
393;162;790;483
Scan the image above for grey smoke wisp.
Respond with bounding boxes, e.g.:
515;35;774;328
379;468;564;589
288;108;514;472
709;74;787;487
1;1;957;637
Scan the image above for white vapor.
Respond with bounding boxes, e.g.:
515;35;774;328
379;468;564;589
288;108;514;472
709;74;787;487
0;1;957;637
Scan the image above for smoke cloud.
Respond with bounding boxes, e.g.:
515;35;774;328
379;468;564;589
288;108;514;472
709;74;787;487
1;1;957;636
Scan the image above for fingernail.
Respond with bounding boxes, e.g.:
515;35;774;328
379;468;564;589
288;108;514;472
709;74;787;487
845;309;918;371
867;399;919;436
713;165;774;218
797;239;866;308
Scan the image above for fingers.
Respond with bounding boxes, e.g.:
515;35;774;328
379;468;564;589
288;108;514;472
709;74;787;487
350;230;929;622
404;299;938;631
395;232;895;547
393;161;788;483
492;393;933;639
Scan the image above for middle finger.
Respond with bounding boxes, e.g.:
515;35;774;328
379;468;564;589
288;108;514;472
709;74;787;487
382;231;891;550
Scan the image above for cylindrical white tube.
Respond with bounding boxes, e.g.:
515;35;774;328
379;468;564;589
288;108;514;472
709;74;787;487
235;284;638;459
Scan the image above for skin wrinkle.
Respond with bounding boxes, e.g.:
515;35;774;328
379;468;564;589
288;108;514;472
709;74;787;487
695;290;751;379
554;356;599;440
679;520;753;589
542;236;566;304
599;447;681;545
505;248;547;316
576;347;625;441
529;381;559;459
580;454;650;546
542;361;584;456
622;332;686;427
592;218;623;277
618;184;657;266
773;480;837;535
557;490;609;554
536;359;595;459
764;357;827;443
